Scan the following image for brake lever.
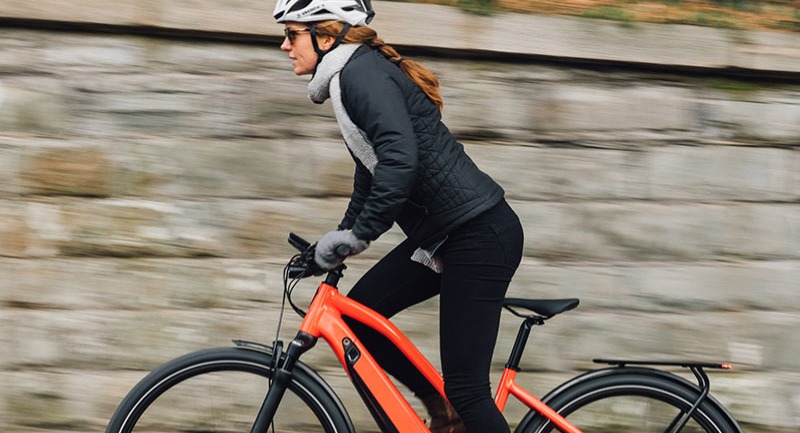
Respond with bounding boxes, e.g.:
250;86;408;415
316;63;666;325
287;246;326;278
285;233;347;279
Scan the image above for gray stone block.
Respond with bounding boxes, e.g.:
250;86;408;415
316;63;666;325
513;201;800;261
644;146;799;201
509;260;800;314
0;78;67;135
466;143;646;200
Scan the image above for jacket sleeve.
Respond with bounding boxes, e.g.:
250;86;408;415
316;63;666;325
338;158;371;231
340;65;419;241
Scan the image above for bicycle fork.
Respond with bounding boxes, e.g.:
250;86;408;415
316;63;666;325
250;332;318;433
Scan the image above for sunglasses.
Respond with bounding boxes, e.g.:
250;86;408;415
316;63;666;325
284;27;311;44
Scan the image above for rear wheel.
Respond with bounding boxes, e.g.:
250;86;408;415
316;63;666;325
105;346;354;433
518;368;740;433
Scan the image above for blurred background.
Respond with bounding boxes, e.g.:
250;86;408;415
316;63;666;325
0;0;798;432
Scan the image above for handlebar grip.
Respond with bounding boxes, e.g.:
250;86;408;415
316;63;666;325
288;232;311;252
335;244;351;257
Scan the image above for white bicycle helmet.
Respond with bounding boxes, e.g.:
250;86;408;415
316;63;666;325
273;0;375;26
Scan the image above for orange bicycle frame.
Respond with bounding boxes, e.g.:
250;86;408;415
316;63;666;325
297;281;584;433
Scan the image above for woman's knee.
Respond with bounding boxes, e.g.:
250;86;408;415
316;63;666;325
443;377;492;413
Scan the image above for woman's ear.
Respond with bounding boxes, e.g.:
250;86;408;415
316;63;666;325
317;34;336;51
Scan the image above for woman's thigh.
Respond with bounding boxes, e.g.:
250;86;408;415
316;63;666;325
347;238;442;318
437;201;523;384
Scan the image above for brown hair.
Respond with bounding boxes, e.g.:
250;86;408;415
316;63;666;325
314;21;443;110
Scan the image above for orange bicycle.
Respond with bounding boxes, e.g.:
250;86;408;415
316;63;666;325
106;233;743;433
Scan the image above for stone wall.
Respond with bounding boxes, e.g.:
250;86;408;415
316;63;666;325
1;2;799;432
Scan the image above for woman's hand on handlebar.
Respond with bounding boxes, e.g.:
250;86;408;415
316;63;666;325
314;229;370;270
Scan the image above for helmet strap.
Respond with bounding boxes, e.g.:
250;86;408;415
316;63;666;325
310;22;353;72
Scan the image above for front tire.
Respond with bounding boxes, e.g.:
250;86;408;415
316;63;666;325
105;346;354;433
517;368;741;433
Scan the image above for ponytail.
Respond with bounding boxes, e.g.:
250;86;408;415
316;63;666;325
314;21;444;110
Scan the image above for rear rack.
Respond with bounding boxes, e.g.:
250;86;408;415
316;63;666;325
594;359;733;370
593;359;733;433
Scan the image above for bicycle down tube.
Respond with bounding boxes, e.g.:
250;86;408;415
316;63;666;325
299;281;439;433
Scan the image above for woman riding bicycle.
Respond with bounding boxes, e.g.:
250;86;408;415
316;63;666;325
273;1;524;432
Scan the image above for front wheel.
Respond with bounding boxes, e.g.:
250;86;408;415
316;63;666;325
517;367;741;433
105;346;354;433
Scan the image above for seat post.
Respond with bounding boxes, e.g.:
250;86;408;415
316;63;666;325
505;316;544;371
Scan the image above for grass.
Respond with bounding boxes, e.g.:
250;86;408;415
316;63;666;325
395;0;800;31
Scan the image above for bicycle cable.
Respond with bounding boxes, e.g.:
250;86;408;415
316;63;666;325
272;253;310;351
265;254;302;433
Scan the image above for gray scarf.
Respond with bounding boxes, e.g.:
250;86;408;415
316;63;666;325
307;44;443;273
308;44;378;174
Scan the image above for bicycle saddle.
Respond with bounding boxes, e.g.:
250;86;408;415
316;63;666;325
503;298;579;318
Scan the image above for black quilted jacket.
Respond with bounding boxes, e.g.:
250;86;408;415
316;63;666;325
336;45;504;248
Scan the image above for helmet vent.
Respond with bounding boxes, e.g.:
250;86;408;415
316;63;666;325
288;0;314;14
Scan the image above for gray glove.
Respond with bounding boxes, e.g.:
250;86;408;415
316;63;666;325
314;230;370;270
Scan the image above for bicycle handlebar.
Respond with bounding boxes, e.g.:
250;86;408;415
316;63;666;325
286;233;322;279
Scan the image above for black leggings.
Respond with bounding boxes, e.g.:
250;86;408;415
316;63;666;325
345;200;524;433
